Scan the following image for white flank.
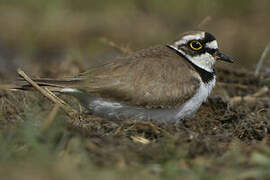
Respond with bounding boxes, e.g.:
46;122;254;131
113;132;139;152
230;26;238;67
61;88;80;93
92;100;123;109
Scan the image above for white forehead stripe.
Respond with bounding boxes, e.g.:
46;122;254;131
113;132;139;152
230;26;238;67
175;32;205;46
206;40;218;49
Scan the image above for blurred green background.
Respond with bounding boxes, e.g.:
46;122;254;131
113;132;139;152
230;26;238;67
0;0;269;81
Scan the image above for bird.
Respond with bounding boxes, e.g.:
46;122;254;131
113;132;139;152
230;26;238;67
15;31;233;123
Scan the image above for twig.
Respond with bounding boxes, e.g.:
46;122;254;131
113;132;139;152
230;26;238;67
134;121;161;135
130;136;150;144
44;87;67;105
198;16;212;29
217;82;257;90
217;66;256;76
113;120;133;136
255;42;270;77
85;140;103;155
252;86;269;97
41;104;60;133
17;68;78;118
229;86;269;106
0;84;18;90
99;37;132;54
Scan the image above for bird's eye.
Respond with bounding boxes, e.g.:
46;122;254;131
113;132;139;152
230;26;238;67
189;41;203;50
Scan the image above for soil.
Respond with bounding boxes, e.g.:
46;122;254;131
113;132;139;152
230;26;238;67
0;62;269;179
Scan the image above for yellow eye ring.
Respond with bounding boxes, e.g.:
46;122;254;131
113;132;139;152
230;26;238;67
189;40;203;50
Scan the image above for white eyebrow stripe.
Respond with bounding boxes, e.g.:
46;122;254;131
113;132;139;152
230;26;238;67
175;32;205;46
205;40;218;49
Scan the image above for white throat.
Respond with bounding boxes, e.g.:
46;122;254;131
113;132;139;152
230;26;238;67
168;45;215;73
184;52;215;72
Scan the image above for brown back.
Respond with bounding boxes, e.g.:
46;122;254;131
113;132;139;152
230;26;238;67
77;45;201;108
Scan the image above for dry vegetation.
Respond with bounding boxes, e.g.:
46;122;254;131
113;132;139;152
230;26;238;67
0;0;270;179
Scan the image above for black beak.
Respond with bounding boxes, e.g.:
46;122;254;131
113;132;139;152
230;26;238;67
214;51;233;63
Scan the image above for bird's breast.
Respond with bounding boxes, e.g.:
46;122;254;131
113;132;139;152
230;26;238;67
176;75;216;119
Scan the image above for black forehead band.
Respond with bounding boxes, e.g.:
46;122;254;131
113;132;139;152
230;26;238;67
203;32;216;43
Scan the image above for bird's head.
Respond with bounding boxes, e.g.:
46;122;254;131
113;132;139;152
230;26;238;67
169;31;233;72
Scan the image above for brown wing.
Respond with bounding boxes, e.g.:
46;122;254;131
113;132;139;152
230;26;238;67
75;45;201;108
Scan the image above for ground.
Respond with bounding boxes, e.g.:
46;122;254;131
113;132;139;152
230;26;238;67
0;56;269;180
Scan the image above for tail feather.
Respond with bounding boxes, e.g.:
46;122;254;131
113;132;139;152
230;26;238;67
17;77;83;85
